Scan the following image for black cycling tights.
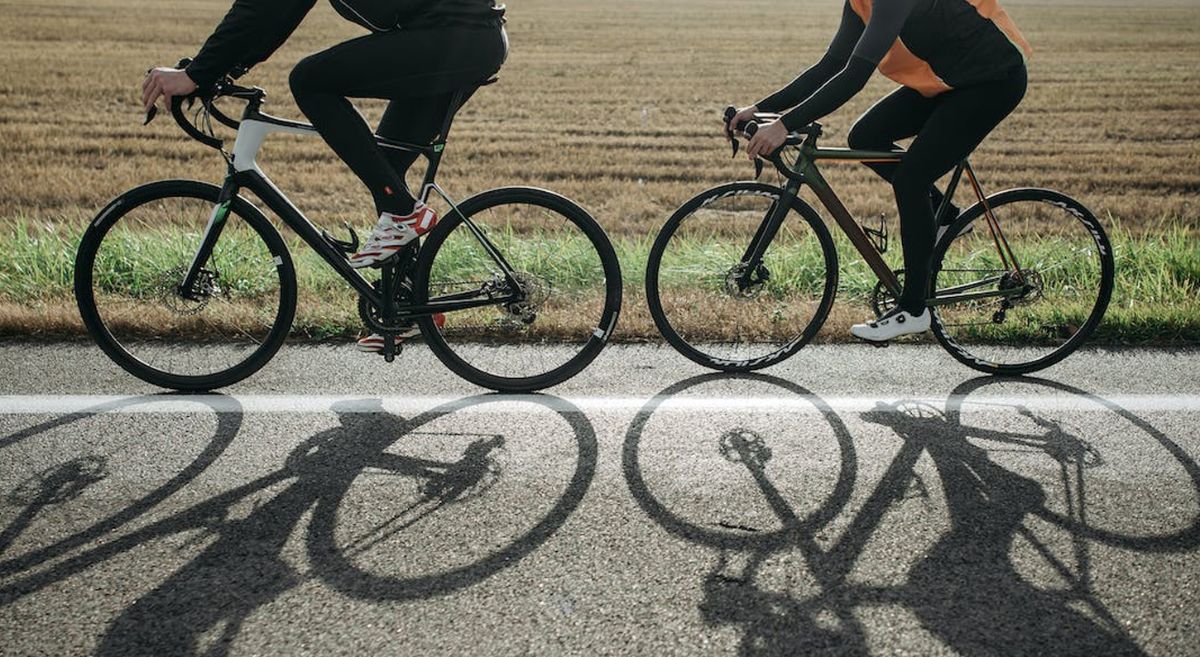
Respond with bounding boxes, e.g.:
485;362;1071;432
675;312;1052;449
289;26;507;216
847;65;1027;315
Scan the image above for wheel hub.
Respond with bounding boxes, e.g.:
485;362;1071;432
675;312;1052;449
1001;269;1044;306
724;263;770;300
501;271;551;325
160;267;219;315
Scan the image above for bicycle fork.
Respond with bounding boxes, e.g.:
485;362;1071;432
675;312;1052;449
178;175;239;301
736;180;803;290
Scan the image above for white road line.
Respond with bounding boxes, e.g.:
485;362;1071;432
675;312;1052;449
0;394;1198;415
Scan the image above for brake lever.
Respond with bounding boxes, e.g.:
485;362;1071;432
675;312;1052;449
743;122;765;179
143;105;157;126
723;106;740;158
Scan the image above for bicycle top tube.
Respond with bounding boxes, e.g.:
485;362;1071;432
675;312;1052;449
726;110;906;182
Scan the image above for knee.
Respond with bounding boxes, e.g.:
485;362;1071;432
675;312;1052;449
288;55;323;101
847;118;885;151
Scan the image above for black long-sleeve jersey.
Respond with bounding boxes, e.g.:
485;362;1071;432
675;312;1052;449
185;0;504;88
757;0;1030;130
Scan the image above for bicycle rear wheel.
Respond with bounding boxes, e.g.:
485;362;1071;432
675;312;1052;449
75;180;296;390
645;182;838;371
930;188;1113;375
412;187;622;392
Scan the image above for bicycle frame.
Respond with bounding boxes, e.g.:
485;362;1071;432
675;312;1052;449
178;96;523;320
744;142;1024;305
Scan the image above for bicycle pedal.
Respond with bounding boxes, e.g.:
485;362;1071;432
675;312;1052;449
369;244;419;269
854;336;890;348
381;337;403;362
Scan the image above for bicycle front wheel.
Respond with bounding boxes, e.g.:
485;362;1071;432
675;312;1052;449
645;182;838;371
412;187;622;392
930;188;1114;375
75;180;296;390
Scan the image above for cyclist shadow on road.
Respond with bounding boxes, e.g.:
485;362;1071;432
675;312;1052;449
0;395;595;657
92;395;595;656
624;373;1200;656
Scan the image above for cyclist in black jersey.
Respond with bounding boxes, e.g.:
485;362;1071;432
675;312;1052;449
728;0;1031;343
142;0;506;351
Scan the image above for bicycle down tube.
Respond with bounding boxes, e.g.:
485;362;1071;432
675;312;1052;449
759;142;1025;308
178;105;526;319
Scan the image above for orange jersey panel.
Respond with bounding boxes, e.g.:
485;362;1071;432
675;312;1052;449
848;0;1030;98
848;0;952;97
966;0;1033;60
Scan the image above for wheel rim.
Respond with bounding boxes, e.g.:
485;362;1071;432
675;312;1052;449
86;193;288;381
932;194;1111;370
421;195;617;384
651;187;833;368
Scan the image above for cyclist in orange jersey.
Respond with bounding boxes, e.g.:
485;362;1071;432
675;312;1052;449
730;0;1031;342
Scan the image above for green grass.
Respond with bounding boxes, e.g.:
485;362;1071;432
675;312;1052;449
2;217;1197;343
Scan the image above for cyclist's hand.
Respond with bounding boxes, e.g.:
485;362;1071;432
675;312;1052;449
746;120;787;160
142;67;198;113
726;105;758;135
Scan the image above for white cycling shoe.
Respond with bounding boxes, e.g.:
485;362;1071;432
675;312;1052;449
348;203;438;269
850;307;931;343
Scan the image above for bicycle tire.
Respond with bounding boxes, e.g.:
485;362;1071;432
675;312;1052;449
930;188;1114;375
75;180;297;390
412;186;622;392
645;182;839;372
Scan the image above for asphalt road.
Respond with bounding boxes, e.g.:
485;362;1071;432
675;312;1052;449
1;343;1198;656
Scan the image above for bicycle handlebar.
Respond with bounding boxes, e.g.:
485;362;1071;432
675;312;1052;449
722;105;823;180
144;57;267;151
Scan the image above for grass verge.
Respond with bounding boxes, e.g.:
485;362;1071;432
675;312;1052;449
2;218;1197;344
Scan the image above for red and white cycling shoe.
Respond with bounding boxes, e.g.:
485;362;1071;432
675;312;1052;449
348;203;438;269
356;313;445;353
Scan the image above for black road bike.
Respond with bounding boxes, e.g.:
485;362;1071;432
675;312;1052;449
645;108;1113;375
75;66;622;392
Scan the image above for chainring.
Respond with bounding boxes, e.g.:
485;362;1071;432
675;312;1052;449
869;269;904;318
358;279;417;333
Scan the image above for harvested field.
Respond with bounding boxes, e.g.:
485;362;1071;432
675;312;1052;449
1;0;1198;342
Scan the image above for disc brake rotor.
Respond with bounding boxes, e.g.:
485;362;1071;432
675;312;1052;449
158;266;219;315
724;263;770;300
502;271;552;325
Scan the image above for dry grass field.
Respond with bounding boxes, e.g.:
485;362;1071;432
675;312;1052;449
1;0;1198;342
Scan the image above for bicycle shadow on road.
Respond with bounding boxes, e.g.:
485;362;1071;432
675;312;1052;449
623;373;1200;656
0;394;243;579
0;394;596;657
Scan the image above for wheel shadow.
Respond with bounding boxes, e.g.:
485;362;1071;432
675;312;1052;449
623;373;1200;656
1;394;596;657
0;394;243;581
